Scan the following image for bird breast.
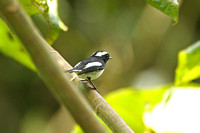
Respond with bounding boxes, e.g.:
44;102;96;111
78;69;104;80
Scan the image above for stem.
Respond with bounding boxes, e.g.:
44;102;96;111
0;0;107;133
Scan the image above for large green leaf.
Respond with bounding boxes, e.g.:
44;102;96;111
146;0;179;24
0;19;35;70
144;85;200;133
175;40;200;85
71;86;169;133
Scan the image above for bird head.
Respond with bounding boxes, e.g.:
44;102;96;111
91;51;112;63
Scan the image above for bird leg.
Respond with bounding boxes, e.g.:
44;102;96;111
87;77;100;93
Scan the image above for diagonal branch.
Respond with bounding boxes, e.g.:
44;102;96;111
52;48;134;133
0;0;134;133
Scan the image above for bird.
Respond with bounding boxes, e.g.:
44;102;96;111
65;51;112;92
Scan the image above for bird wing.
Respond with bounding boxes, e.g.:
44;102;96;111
66;57;105;74
78;61;105;75
73;57;100;69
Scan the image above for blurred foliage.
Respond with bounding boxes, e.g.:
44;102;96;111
1;0;200;133
19;0;67;44
45;0;68;44
105;87;168;133
144;85;200;133
175;40;200;85
0;0;67;71
0;19;35;70
19;0;44;15
146;0;179;23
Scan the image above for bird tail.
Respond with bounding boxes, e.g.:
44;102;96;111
65;69;74;73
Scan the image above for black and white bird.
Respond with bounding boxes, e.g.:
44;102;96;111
66;51;112;92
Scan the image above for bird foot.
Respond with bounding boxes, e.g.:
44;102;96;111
86;77;100;94
80;78;100;94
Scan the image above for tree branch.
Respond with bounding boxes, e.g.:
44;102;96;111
0;0;107;133
0;0;134;132
51;48;134;133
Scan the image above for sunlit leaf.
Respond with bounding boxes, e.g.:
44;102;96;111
175;40;200;85
144;86;200;133
146;0;179;24
71;86;168;133
19;0;68;44
20;2;40;15
19;0;45;15
45;0;68;44
0;19;35;70
106;87;168;133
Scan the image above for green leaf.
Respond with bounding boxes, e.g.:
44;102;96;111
144;85;200;133
19;0;68;44
105;87;168;133
19;0;42;15
175;40;200;85
71;86;168;133
0;19;35;70
146;0;179;24
44;0;68;44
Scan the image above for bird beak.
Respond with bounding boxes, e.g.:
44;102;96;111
109;57;112;59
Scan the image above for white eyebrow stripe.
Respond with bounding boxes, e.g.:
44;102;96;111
95;51;108;57
84;62;102;69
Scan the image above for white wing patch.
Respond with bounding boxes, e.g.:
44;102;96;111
72;69;82;72
84;62;102;69
94;51;108;57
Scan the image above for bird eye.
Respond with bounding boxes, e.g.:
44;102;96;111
106;54;110;59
